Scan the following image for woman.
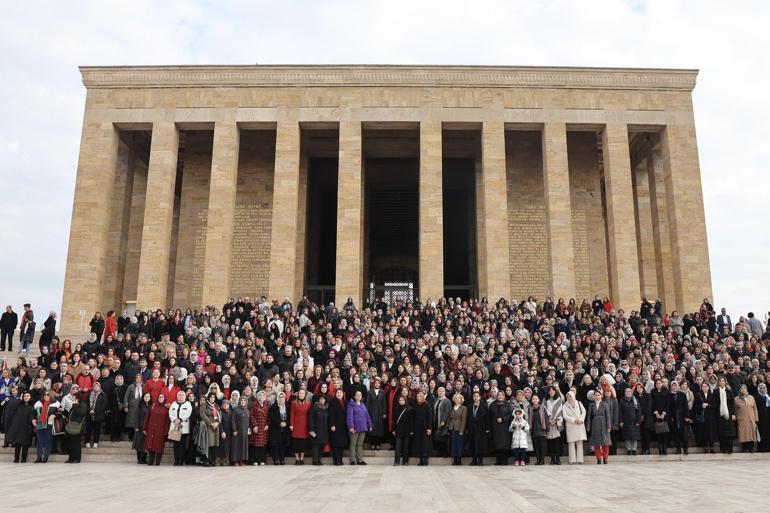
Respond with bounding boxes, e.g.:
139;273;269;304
346;389;372;465
432;386;452;457
509;407;529;466
168;391;192;466
289;388;312;465
467;390;489;466
143;392;170;466
619;387;641;455
693;382;718;453
132;393;151;464
412;390;433;466
7;391;34;463
217;400;233;466
528;394;547;465
64;387;88;464
544;385;563;465
231;395;251;466
391;394;413;466
635;383;653;454
328;388;348;466
446;393;468;466
199;391;221;466
124;374;144;441
85;381;107;449
562;390;587;464
755;383;770;452
248;390;271;465
489;390;513;465
89;312;105;343
587;389;612;464
366;378;388;451
308;393;330;465
109;374;127;442
650;379;670;455
735;384;759;453
268;392;290;465
32;390;58;463
603;388;620;455
713;377;736;454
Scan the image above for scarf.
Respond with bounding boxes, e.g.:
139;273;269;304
90;391;100;410
719;387;729;419
134;383;142;399
40;400;51;423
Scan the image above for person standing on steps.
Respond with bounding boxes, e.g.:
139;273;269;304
346;389;372;465
0;305;17;352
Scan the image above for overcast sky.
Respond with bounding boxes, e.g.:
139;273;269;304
1;0;768;328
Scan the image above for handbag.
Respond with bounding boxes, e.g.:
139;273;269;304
168;403;184;441
52;414;66;436
654;420;669;434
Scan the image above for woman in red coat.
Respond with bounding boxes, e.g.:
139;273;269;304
144;370;164;403
249;390;271;465
289;389;312;465
143;393;170;466
104;311;117;342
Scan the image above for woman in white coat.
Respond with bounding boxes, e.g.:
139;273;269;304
562;390;587;464
168;391;193;466
509;408;530;466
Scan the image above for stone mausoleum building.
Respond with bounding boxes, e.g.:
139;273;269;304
61;65;712;332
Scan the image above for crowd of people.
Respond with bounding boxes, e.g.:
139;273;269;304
1;295;769;467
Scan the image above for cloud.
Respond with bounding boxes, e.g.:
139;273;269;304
1;0;768;327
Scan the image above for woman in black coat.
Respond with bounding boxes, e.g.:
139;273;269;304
488;391;513;464
650;379;670;455
328;389;348;465
619;388;641;455
84;382;108;448
412;391;433;466
308;395;330;465
713;377;736;454
755;383;770;452
268;392;290;464
635;384;653;454
131;393;151;464
467;391;490;465
692;382;718;452
391;395;414;465
6;391;34;462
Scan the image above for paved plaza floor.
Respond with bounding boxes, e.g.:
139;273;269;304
0;459;764;512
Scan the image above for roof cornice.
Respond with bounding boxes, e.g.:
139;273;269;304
79;65;698;91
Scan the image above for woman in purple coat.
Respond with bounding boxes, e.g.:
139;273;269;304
346;390;372;465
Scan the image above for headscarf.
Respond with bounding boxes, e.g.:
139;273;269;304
719;385;730;419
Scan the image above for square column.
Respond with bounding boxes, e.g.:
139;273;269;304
268;121;303;303
660;122;713;312
419;121;444;302
601;124;641;312
542;123;576;299
136;121;179;311
61;119;120;331
478;122;511;300
632;159;658;299
335;121;364;308
647;151;677;311
201;121;240;308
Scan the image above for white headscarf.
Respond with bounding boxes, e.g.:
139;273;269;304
719;386;730;419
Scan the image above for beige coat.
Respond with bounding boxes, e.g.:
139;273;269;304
562;400;587;443
446;405;468;433
735;395;759;443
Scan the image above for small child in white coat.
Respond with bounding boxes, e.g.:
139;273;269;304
509;408;530;466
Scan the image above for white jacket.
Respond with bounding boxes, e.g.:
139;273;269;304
168;401;193;434
509;417;529;449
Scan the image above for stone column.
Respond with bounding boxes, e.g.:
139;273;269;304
419;121;444;302
478;122;510;300
601;124;641;312
61;119;120;332
632;158;658;299
135;121;179;310
201;121;240;308
660;121;713;312
542;123;576;299
647;151;677;311
268;121;303;303
335;121;364;308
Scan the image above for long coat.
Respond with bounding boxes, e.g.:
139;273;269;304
124;384;143;429
432;397;452;440
735;395;759;443
131;401;150;452
231;406;250;461
268;402;291;449
467;402;490;455
366;388;388;437
412;401;433;454
391;403;414;438
619;397;642;441
328;398;349;448
713;387;736;438
586;400;612;447
755;393;770;449
488;401;513;451
562;400;587;443
289;400;312;440
5;400;34;446
143;403;170;454
308;402;330;445
200;402;221;448
248;401;270;447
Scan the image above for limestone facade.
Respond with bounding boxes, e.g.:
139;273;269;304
61;65;712;331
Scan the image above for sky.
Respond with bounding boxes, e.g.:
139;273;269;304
1;0;768;329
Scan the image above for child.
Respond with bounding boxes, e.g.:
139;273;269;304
509;408;529;466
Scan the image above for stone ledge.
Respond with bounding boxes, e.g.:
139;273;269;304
80;65;698;91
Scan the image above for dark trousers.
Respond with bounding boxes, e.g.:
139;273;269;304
85;418;102;445
494;448;509;465
173;435;188;464
742;441;755;453
271;445;285;463
311;444;323;464
641;427;651;453
656;432;669;453
147;450;163;465
250;445;267;464
449;431;464;458
533;436;547;463
394;435;410;463
332;447;343;464
512;447;526;462
0;329;12;351
36;427;53;460
719;436;733;454
67;434;82;462
14;444;29;462
670;425;685;451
